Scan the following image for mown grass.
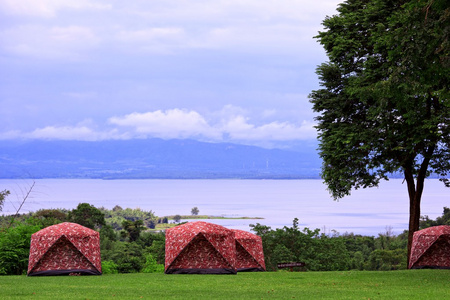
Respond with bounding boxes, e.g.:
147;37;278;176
1;270;449;299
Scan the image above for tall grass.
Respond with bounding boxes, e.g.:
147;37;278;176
1;270;449;299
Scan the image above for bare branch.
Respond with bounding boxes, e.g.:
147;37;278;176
6;181;35;230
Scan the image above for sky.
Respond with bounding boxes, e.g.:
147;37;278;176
0;0;342;149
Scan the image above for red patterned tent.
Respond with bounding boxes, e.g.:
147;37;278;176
28;222;102;276
409;225;450;269
233;229;266;272
165;221;237;274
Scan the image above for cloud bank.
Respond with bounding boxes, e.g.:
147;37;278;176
1;107;317;148
0;0;339;149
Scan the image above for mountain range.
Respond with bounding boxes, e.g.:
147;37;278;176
0;139;322;179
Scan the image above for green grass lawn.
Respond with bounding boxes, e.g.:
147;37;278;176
1;270;449;299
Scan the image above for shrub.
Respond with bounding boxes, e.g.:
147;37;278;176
101;260;119;274
0;223;41;275
141;253;164;273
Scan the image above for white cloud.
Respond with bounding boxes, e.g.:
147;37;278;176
109;109;222;140
115;27;188;54
26;126;103;141
109;108;316;143
1;0;340;59
0;1;338;144
1;107;317;147
113;0;340;55
0;0;111;17
221;116;316;141
0;25;99;59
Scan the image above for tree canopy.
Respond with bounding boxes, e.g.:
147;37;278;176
68;203;106;230
309;0;449;261
191;207;199;216
0;190;10;212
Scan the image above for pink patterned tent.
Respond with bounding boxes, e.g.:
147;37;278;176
233;229;266;272
165;221;237;274
28;222;102;276
409;225;450;269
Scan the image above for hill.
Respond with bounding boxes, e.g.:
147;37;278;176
0;139;321;179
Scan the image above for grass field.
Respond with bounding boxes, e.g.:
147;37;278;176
1;270;449;299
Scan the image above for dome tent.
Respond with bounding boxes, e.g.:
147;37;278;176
165;221;237;274
233;229;266;272
409;225;450;269
28;222;102;276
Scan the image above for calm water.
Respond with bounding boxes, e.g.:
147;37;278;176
1;179;448;236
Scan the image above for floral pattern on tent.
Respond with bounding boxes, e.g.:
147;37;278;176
28;222;102;276
165;221;237;274
233;229;266;271
409;225;450;269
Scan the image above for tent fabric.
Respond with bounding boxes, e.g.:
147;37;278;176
233;229;266;272
28;222;102;276
409;225;450;269
165;221;237;274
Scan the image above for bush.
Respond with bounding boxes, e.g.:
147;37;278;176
101;260;119;274
0;223;41;275
141;253;164;273
109;242;145;273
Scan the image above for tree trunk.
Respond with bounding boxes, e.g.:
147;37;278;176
404;167;427;267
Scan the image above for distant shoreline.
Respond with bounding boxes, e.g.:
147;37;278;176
166;215;264;220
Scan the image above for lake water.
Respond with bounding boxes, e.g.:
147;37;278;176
1;179;448;236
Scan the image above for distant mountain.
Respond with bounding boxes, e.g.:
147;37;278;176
0;139;322;179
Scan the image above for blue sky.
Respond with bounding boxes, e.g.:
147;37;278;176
0;0;341;149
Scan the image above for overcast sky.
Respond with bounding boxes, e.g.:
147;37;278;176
1;0;341;149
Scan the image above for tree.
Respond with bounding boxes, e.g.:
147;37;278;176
121;220;145;242
309;0;449;263
32;209;68;227
191;207;199;216
420;206;450;228
0;190;10;212
68;203;106;230
173;214;182;223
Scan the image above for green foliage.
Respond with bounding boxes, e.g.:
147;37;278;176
311;0;450;195
103;241;146;273
0;212;34;229
0;204;167;275
31;209;68;227
0;189;10;211
272;244;296;264
101;260;119;274
157;216;169;224
173;214;182;223
367;249;408;271
141;253;164;273
420;207;450;228
144;238;166;265
68;203;105;230
100;206;157;230
310;0;450;259
0;222;41;275
251;218;407;272
191;207;199;216
100;224;117;241
121;220;145;242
